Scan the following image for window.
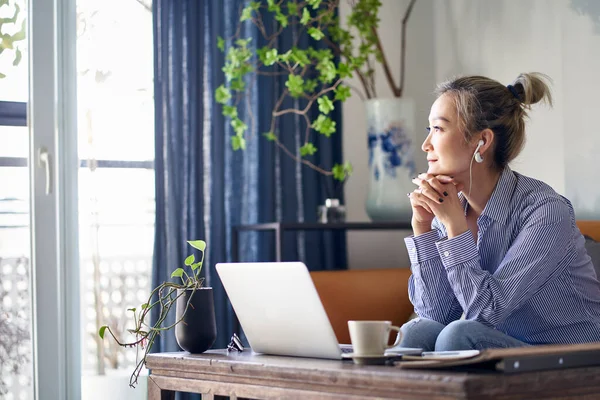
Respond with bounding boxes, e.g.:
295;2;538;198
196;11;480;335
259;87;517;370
0;0;32;398
75;0;155;396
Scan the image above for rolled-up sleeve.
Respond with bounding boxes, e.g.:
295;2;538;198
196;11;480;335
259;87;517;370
404;230;463;325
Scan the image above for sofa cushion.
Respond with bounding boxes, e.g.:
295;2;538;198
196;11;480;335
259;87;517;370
584;235;600;278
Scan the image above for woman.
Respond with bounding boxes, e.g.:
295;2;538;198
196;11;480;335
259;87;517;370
400;73;600;352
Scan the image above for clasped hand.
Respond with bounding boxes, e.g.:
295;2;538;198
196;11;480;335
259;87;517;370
408;173;468;237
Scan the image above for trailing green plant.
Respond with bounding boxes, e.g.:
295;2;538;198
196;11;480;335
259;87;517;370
216;0;416;181
0;0;27;78
98;240;207;388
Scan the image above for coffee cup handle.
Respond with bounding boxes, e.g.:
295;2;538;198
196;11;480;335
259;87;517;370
385;325;402;349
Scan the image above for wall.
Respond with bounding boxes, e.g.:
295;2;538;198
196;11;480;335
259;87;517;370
340;0;435;269
342;0;600;269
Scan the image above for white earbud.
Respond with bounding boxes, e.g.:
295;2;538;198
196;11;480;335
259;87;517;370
474;140;484;163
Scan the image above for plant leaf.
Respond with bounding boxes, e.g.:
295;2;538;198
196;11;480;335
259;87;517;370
215;85;231;104
300;143;317;157
231;117;248;136
184;254;195;265
307;0;322;9
141;303;148;309
240;5;253;21
317;96;334;114
311;114;336;137
222;105;237;118
263;48;278;66
285;74;304;97
13;48;22;67
127;307;136;313
187;240;207;251
300;8;310;25
98;326;107;339
171;268;184;278
275;12;289;28
263;131;276;141
332;161;353;181
334;85;351;102
217;36;225;52
287;1;298;16
231;135;246;151
191;262;202;271
307;27;324;41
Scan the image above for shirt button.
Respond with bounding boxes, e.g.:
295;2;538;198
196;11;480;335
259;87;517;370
443;251;450;257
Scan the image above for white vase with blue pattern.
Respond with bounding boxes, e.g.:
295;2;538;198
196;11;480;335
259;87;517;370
365;98;416;221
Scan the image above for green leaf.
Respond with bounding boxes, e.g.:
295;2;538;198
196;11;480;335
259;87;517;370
307;0;322;9
334;85;351;102
231;135;247;151
231;118;248;136
215;85;231;104
235;38;252;48
171;268;184;278
230;78;246;92
279;50;293;63
222;105;238;118
286;74;304;98
300;143;317;156
311;114;336;137
267;0;279;12
250;1;261;10
13;48;22;67
300;8;311;25
184;254;195;266
191;262;202;271
0;73;6;79
275;12;289;27
141;303;148;310
332;161;353;181
290;47;310;66
317;59;336;83
307;27;324;41
263;48;278;66
337;63;352;79
240;5;253;21
263;131;277;141
98;326;108;339
127;307;137;313
317;96;334;114
217;36;225;52
304;79;318;93
187;240;207;251
287;1;298;16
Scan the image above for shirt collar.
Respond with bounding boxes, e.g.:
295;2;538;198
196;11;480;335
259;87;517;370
480;166;517;223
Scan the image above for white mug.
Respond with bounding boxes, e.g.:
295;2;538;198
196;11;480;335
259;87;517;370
347;320;402;356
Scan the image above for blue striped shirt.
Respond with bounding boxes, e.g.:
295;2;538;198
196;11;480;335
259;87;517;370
404;167;600;344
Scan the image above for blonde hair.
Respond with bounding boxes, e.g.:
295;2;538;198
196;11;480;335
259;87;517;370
435;72;553;168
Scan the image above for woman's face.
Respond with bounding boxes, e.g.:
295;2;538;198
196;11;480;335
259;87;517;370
422;93;475;176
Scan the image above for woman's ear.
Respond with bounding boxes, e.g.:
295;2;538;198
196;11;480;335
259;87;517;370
478;129;494;155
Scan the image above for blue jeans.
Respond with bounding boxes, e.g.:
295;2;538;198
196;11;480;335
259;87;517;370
399;318;530;351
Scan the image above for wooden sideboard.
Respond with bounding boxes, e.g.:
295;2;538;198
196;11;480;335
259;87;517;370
146;350;600;399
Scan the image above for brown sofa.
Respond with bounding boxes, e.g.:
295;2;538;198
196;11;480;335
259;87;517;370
311;220;600;345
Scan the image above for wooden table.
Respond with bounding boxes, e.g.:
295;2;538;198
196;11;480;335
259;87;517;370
146;350;600;399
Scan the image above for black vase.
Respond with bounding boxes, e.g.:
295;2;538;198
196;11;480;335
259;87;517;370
175;287;217;353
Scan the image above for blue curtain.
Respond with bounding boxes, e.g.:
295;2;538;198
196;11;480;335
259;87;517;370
151;0;347;368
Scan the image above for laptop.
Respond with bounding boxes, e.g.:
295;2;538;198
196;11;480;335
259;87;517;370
215;261;422;360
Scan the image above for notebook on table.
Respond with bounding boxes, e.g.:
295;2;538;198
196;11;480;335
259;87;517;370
396;342;600;373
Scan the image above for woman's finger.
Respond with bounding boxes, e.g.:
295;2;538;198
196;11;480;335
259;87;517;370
432;175;464;193
408;191;433;213
426;177;450;198
412;178;444;204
